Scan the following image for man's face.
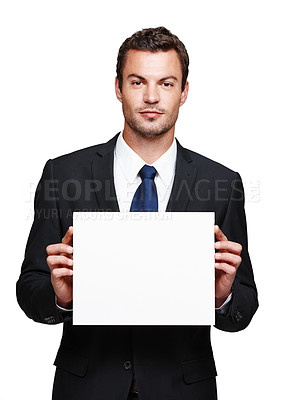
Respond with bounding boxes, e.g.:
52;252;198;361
115;49;189;138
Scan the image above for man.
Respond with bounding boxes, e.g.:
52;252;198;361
17;27;258;400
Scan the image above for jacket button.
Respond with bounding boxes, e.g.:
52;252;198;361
123;361;132;370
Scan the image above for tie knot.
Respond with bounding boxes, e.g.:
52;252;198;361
139;165;157;181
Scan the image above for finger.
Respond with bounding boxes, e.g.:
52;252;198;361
214;225;228;241
215;252;241;267
46;243;73;256
215;263;237;276
62;226;73;246
215;240;242;255
51;267;73;279
47;255;73;271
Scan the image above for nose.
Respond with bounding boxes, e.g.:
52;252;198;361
143;83;160;104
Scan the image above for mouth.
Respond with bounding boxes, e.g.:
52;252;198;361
139;110;164;119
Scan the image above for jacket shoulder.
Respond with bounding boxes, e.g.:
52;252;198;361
51;133;119;168
178;141;238;180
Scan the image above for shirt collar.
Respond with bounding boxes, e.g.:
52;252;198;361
153;140;177;188
114;131;177;187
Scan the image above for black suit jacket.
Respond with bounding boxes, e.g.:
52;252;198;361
17;134;258;400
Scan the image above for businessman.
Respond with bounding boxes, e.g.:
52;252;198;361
17;27;258;400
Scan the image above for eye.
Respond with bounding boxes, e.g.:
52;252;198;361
162;82;174;88
132;81;143;86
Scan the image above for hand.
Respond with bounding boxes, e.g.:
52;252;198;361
46;226;73;308
214;225;242;308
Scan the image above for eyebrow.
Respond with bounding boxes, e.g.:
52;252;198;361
159;76;178;82
127;74;145;81
127;74;178;82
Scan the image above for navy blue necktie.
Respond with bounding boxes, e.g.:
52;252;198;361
130;165;158;212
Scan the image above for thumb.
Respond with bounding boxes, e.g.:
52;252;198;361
62;226;73;246
214;225;228;242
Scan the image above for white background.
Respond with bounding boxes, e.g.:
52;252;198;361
1;0;285;399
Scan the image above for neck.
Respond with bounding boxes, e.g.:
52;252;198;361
122;124;175;164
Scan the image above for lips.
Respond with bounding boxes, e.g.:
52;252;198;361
139;110;163;118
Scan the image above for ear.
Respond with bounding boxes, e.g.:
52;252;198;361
115;77;123;103
179;81;189;107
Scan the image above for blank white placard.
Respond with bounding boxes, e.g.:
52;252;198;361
73;212;215;325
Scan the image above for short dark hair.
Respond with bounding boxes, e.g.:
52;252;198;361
116;27;189;92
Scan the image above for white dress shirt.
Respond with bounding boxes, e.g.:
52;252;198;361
114;131;176;212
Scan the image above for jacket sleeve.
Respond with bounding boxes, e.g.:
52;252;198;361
16;159;72;324
215;172;258;332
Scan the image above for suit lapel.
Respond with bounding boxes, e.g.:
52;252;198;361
91;134;120;212
90;134;197;212
166;140;198;211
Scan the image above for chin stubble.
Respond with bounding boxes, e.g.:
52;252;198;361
123;106;179;138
